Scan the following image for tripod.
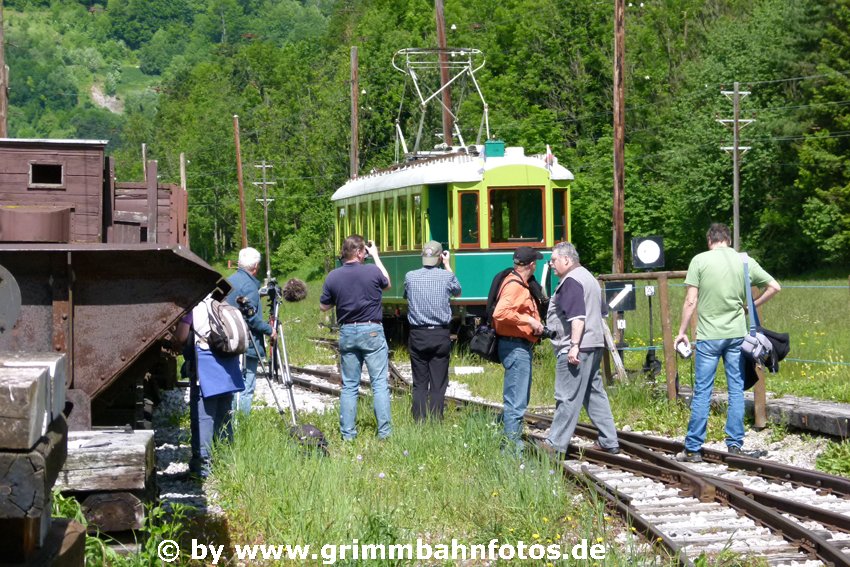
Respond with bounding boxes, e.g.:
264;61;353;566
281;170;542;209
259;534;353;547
242;281;328;453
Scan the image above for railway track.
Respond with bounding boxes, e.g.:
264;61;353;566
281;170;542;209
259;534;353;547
284;343;850;566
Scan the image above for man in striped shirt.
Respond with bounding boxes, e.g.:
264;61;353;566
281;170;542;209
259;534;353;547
404;241;462;421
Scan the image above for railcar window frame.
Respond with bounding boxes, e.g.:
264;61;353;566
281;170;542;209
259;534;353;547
458;190;480;248
398;194;409;250
553;188;569;242
28;161;65;190
487;185;546;248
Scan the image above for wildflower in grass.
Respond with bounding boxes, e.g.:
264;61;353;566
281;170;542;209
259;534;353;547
418;465;424;471
533;533;540;539
403;450;409;456
519;463;525;470
596;537;604;543
356;454;363;462
491;491;499;497
378;472;386;479
555;534;560;540
508;528;514;533
543;517;549;523
549;469;555;475
657;537;663;542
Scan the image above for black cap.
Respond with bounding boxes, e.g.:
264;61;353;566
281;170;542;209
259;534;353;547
513;246;544;265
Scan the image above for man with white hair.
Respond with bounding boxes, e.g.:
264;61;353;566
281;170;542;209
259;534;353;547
226;247;276;415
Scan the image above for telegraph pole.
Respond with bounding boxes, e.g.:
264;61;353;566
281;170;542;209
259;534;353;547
435;0;453;147
253;161;275;281
233;114;248;248
612;0;626;274
718;82;753;251
350;46;359;179
0;1;7;138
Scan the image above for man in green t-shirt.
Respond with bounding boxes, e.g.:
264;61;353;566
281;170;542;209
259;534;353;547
674;223;781;462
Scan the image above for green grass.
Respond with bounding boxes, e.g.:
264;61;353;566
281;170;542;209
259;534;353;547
212;400;672;565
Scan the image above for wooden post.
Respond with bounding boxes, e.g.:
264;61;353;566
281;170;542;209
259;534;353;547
0;1;7;138
145;160;158;243
612;0;626;275
233;114;248;248
435;0;453;147
658;274;677;401
141;143;147;182
179;152;189;248
350;47;359;179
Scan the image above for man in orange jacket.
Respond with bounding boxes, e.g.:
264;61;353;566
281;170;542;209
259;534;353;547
492;246;545;452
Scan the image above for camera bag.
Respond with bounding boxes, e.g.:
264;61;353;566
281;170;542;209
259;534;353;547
740;253;773;366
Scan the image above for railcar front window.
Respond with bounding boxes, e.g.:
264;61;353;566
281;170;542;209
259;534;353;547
489;187;544;244
459;192;479;246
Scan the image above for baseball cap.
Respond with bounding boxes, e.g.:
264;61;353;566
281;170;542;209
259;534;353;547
421;240;443;266
513;246;543;265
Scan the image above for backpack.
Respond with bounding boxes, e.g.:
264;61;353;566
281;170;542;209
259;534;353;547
195;297;250;356
470;268;544;363
483;268;548;325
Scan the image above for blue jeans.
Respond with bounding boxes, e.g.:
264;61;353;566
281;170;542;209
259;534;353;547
684;337;745;452
190;379;234;477
499;337;533;450
338;323;392;440
233;356;259;416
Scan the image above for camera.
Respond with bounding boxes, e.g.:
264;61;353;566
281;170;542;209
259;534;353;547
676;341;692;359
235;296;256;318
259;277;282;299
540;326;557;339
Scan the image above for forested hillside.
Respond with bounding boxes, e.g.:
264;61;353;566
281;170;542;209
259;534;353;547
6;0;848;276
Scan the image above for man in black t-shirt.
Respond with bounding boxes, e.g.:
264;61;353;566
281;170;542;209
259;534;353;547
320;235;392;440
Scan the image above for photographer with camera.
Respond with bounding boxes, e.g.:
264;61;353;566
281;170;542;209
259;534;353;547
403;241;461;422
492;246;545;453
226;247;277;416
541;242;620;457
320;235;392;441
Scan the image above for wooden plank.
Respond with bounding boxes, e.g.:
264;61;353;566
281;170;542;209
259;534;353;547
111;222;141;244
0;147;103;176
56;430;154;492
0;366;48;449
82;492;144;532
145;161;158;243
0;415;68;519
0;174;103;196
112;210;147;224
0;353;67;442
0;509;51;563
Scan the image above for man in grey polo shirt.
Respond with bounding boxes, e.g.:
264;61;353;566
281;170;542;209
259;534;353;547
404;240;461;421
542;241;619;455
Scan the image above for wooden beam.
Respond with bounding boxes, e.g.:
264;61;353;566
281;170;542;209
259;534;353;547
145;160;158;243
658;274;678;401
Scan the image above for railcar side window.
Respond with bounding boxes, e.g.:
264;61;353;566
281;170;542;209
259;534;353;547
399;196;408;250
553;189;568;242
29;163;64;189
358;203;368;237
371;202;381;249
488;187;544;244
459;191;479;247
412;194;422;248
385;197;395;251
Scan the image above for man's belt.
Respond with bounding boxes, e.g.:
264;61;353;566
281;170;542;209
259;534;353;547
342;320;382;326
409;324;449;330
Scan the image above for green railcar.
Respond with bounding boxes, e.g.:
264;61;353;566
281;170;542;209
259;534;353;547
330;142;573;332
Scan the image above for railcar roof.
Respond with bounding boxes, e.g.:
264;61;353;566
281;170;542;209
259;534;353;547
0;138;109;147
332;146;573;201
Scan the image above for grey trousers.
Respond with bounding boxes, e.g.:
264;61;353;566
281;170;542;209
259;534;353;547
546;348;619;452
